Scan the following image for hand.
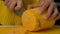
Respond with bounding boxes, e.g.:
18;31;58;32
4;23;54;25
5;0;23;10
27;0;60;20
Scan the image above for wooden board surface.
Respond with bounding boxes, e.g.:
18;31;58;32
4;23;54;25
0;26;60;34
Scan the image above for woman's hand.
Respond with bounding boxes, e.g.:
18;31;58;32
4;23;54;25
5;0;23;10
27;0;60;20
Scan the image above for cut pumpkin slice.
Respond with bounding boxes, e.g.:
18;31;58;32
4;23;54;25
22;7;56;31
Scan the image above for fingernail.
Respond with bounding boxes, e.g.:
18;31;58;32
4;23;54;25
38;11;40;14
9;7;13;10
39;11;42;14
39;12;41;14
44;16;48;19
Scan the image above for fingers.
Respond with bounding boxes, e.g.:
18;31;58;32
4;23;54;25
39;1;50;14
27;3;41;9
39;1;44;7
5;0;23;10
5;0;17;10
45;3;55;19
27;0;59;20
51;7;59;19
15;0;23;10
56;14;60;20
5;0;9;5
9;1;16;10
27;0;45;9
45;2;59;20
7;0;12;7
27;5;32;9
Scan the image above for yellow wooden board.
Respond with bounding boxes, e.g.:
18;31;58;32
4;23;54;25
0;26;60;34
0;26;26;34
27;26;60;34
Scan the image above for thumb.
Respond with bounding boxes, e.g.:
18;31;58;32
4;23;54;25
15;0;23;10
27;3;41;9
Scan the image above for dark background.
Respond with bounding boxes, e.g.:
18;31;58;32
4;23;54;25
54;0;60;25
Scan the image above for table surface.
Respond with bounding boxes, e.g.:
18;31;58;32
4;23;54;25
0;25;60;34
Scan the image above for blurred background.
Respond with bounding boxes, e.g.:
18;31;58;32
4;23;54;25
54;0;60;25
